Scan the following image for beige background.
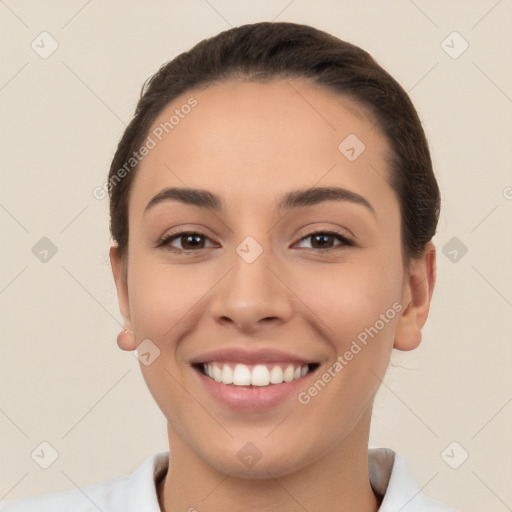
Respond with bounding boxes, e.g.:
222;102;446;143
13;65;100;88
1;1;511;510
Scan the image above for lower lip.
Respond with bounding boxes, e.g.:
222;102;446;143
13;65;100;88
194;367;317;411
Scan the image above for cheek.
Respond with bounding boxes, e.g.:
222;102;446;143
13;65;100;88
291;257;403;436
292;248;404;420
127;256;212;341
295;251;404;348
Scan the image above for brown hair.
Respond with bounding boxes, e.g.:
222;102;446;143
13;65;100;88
108;21;440;272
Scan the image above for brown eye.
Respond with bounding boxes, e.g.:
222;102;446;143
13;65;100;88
158;232;215;252
296;231;352;251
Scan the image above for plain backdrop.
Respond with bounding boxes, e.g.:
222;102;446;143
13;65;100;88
1;1;511;511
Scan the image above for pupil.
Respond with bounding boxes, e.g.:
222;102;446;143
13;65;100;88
184;234;202;249
313;234;332;248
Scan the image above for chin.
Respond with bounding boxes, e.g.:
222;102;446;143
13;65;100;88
198;441;314;480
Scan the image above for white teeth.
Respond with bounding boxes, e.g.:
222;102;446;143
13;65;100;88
221;364;233;384
251;365;270;386
203;362;311;387
232;364;251;385
269;365;284;384
212;364;222;382
283;365;295;382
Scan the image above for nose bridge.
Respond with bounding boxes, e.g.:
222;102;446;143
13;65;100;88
209;232;293;329
233;235;275;293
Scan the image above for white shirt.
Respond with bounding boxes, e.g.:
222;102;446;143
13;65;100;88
1;448;456;511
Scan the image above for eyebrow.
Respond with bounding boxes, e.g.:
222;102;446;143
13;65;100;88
144;186;376;217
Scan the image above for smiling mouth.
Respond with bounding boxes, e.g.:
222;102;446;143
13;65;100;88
193;362;320;387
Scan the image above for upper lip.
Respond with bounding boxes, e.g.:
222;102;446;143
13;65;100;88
189;347;319;365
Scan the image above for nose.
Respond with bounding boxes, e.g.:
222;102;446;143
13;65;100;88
208;243;294;333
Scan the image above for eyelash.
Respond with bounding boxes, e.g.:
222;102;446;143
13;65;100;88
156;229;354;254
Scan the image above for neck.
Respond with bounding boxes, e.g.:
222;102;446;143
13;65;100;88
158;408;380;512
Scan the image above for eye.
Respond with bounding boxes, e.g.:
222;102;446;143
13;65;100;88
156;229;353;254
295;230;353;251
157;231;216;253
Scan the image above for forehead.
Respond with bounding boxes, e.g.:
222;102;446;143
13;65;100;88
129;78;395;217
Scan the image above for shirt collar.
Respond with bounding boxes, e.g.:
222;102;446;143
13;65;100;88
368;448;455;511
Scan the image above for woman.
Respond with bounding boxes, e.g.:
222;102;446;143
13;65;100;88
1;21;456;511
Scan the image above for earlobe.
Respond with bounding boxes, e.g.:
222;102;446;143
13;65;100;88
109;244;136;351
394;242;437;351
117;328;136;351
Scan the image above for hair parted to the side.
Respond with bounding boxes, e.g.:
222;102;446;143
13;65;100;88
108;21;440;275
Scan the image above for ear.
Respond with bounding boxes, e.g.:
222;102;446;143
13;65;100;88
110;244;135;351
394;241;437;351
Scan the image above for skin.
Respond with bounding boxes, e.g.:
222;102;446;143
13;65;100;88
110;78;436;512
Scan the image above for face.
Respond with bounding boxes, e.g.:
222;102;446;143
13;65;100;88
111;78;433;478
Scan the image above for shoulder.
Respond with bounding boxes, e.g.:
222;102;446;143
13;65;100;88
0;451;169;512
